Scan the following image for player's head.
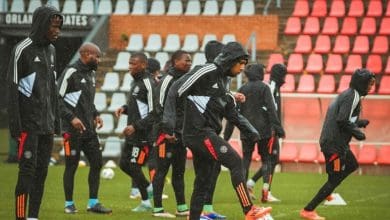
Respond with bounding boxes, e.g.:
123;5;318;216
30;6;63;45
244;63;265;81
170;50;192;74
129;52;147;76
214;42;249;77
147;58;161;74
270;63;287;86
79;42;101;71
350;68;375;96
205;40;224;63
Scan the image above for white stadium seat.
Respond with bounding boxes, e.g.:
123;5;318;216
185;0;200;15
28;0;42;13
11;0;25;13
79;0;94;14
126;34;144;52
167;0;183;15
113;51;131;71
203;0;219;15
163;34;181;52
94;92;107;112
114;0;130;14
119;73;134;92
239;0;255;15
46;0;60;11
97;0;112;14
114;115;128;134
149;0;165;15
62;0;77;14
97;113;114;134
144;34;162;52
154;52;169;69
0;0;8;12
132;0;147;15
102;136;122;158
107;93;127;112
101;72;120;92
182;34;199;52
191;52;206;68
221;0;237;15
200;34;217;51
222;34;236;44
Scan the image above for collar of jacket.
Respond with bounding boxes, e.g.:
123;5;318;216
76;59;93;72
132;71;147;81
167;66;185;79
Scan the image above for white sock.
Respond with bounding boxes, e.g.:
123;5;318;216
247;179;255;188
147;184;153;192
263;183;270;191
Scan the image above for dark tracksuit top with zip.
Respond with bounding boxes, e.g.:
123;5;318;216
152;67;187;209
162;42;260;220
5;6;63;220
119;71;155;201
58;59;103;202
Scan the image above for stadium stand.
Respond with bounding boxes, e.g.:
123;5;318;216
154;52;169;68
365;55;382;74
317;75;335;93
97;113;114;134
144;33;162;52
113;0;130;14
376;146;390;165
305;53;323;74
359;17;377;35
126;34;144;52
167;0;183;15
61;0;77;14
321;17;338;35
280;143;298;162
80;0;94;14
238;0;255;16
352;35;370;54
200;34;217;51
357;145;377;165
163;34;181;52
297;143;318;163
294;35;312;54
132;0;147;15
379;17;390;35
303;17;320;35
366;0;383;17
280;74;295;92
114;114;128;134
371;36;389;54
348;0;364;17
94;92;107;112
202;0;218;15
329;0;345;17
344;55;362;74
10;0;24;13
149;0;165;15
182;34;199;52
340;17;358;35
220;0;237;16
385;57;390;75
310;0;327;17
47;0;60;11
332;35;350;54
292;0;309;17
101;72;120;92
378;76;390;94
337;75;351;93
119;73;134;92
296;74;315;93
266;53;284;73
107;92;127;112
284;17;301;35
27;0;41;13
313;35;330;54
191;52;206;68
97;0;112;15
222;34;236;44
102;136;122;158
287;53;303;74
185;0;201;15
113;51;131;71
0;0;7;12
325;54;343;74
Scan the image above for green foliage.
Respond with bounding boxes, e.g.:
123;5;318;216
0;164;390;219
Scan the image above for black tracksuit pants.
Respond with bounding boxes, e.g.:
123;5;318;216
63;132;103;202
120;141;151;201
15;132;53;220
153;139;187;208
184;131;253;220
204;161;221;205
304;149;358;211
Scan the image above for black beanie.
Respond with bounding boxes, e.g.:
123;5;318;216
205;40;224;63
147;58;161;73
270;63;287;85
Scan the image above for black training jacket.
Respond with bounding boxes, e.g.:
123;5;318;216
6;6;63;138
58;59;99;134
122;71;154;144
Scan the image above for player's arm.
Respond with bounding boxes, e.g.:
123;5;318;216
264;86;285;138
336;92;365;140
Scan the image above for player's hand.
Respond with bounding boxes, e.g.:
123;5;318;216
356;119;369;128
165;134;177;143
234;92;246;103
123;125;135;136
71;117;86;133
95;116;103;129
115;107;124;118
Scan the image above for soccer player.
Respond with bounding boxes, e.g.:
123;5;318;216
162;42;272;220
225;63;285;203
116;52;155;212
6;6;63;220
152;50;192;218
245;63;287;202
58;42;112;214
300;69;375;220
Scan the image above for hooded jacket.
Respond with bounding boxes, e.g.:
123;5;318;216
320;69;375;155
171;42;259;139
7;6;63;138
122;71;155;144
224;64;285;140
269;63;287;119
58;59;99;135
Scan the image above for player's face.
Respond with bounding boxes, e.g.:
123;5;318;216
366;78;375;93
86;49;101;70
229;59;247;77
46;16;62;42
129;57;146;76
174;53;192;73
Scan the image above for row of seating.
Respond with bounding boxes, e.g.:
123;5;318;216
292;0;390;18
1;0;256;15
285;16;390;35
294;35;388;55
280;143;390;165
126;33;236;53
267;53;390;75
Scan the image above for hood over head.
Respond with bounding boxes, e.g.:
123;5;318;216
147;58;161;73
244;63;264;81
270;63;287;86
214;42;249;74
349;68;375;96
30;5;63;46
205;40;224;63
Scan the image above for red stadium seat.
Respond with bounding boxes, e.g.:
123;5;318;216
357;145;377;165
344;55;362;74
386;0;390;16
298;143;318;163
371;36;389;54
284;17;302;35
317;75;335;93
329;0;345;17
314;35;331;54
340;17;357;35
348;0;364;17
311;0;327;17
378;76;390;94
280;74;295;92
294;35;312;53
287;53;304;74
333;35;350;54
385;57;390;75
366;0;383;17
322;17;339;35
297;74;315;93
352;35;369;54
359;17;377;35
379;17;390;35
280;143;298;162
303;17;320;35
337;75;351;93
266;53;284;73
305;53;323;74
366;55;382;74
377;146;390;165
325;54;343;74
292;0;309;17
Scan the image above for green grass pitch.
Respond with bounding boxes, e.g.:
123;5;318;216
0;162;389;219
